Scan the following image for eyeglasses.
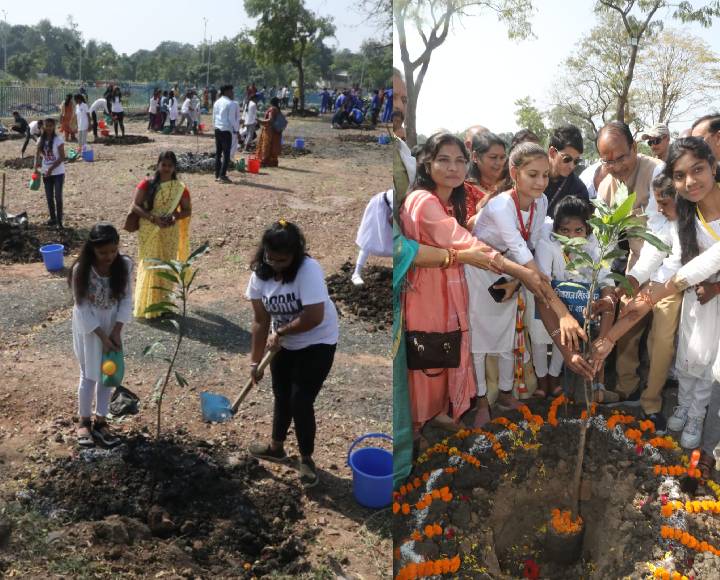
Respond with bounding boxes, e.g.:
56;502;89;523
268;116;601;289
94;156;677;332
600;152;631;167
552;147;581;166
264;251;291;266
647;137;665;146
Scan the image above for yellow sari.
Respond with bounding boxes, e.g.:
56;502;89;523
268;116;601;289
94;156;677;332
133;179;191;319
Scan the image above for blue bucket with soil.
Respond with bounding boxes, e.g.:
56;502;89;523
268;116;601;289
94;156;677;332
347;433;393;509
39;244;64;272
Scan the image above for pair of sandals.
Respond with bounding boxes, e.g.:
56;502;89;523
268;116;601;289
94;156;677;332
76;417;120;448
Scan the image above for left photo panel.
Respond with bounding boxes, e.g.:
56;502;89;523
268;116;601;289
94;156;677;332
0;0;394;577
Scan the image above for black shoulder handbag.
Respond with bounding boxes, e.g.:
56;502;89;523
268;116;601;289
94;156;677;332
405;328;462;376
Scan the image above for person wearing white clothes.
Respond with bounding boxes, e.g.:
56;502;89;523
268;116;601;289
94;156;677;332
245;220;338;488
69;223;133;448
242;96;258;152
179;93;193;130
352;189;393;285
167;90;179;132
578;160;608;200
89;97;109;139
592;137;720;449
74;94;91;151
230;96;243;159
110;87;125;137
466;142;585;411
148;91;160;130
34;118;66;228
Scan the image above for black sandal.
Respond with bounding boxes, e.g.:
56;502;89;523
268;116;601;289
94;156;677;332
92;417;120;447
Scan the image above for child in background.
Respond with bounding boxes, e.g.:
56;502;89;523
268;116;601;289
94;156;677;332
34;118;66;228
352;189;393;285
532;195;616;401
68;223;133;448
111;87;125;137
74;94;91;151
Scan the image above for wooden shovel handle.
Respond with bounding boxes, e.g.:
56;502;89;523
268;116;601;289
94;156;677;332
230;349;276;413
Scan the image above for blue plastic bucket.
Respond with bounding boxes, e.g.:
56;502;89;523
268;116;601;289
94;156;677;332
378;134;390;145
39;244;64;271
200;392;233;423
294;137;305;149
82;149;94;162
347;433;393;509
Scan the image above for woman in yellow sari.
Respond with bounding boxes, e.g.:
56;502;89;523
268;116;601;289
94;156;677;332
130;151;192;319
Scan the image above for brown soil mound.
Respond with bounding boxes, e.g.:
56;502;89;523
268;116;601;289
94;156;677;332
0;222;87;265
3;157;35;170
95;135;154;146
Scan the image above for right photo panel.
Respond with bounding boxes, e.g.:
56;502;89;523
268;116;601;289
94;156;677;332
393;1;720;578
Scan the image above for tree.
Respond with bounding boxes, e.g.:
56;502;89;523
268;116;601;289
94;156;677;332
514;96;548;144
594;0;720;123
359;0;393;43
633;28;720;126
7;52;43;81
395;0;535;147
245;0;335;112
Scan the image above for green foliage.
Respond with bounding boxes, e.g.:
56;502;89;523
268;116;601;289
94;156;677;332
143;243;210;439
514;96;548;144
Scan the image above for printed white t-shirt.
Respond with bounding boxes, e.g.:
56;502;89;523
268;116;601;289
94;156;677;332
40;135;66;176
246;257;339;351
76;102;89;131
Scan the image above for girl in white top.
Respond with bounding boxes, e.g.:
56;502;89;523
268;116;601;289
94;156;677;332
34;118;66;228
69;223;133;448
593;137;720;449
110;87;125;137
148;91;159;131
532;195;615;400
167;90;179;132
74;94;91;151
352;189;393;285
466;142;584;409
245;220;338;488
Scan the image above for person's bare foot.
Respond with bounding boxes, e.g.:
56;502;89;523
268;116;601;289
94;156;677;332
473;396;491;428
429;413;461;432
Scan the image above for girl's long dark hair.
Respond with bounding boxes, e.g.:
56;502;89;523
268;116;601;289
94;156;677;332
144;151;178;211
63;93;73;107
251;221;307;283
665;137;717;264
38;118;57;160
467;131;506;183
411;132;469;227
68;223;129;303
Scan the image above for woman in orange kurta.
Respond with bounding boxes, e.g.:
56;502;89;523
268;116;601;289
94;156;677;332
257;97;283;167
401;133;504;429
60;94;77;142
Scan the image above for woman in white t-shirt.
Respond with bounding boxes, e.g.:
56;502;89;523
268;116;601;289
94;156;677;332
34;118;66;228
246;220;339;488
148;90;160;131
167;90;178;132
74;94;91;151
110;87;125;137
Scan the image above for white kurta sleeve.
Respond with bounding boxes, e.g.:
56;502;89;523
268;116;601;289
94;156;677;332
676;240;720;287
628;242;667;286
490;196;534;265
535;238;555;278
71;266;100;334
645;164;667;234
116;257;134;324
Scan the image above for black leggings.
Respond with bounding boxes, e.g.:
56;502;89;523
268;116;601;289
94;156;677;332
43;174;65;225
271;343;336;457
214;129;232;178
113;112;125;136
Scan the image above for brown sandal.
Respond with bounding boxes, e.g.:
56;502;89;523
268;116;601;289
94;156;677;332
698;451;714;480
76;418;94;447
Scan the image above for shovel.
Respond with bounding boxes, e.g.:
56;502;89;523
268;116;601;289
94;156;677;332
0;173;7;222
200;349;276;422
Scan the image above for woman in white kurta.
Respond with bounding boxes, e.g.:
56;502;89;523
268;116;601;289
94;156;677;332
70;223;133;448
466;142;585;411
352;189;393;285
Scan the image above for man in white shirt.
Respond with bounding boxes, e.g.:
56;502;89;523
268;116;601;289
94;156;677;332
89;98;109;140
179;92;194;131
213;85;236;182
22;119;43;157
242;95;258;152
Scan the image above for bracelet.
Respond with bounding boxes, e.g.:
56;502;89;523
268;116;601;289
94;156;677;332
488;251;505;275
448;248;458;268
250;362;259;368
637;292;656;308
595;336;616;349
550;328;561;338
440;249;451;269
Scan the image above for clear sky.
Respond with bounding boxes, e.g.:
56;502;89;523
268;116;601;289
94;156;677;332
394;1;720;136
3;0;381;54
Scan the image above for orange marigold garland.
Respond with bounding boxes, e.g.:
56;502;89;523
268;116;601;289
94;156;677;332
660;526;720;555
395;555;461;580
550;508;583;534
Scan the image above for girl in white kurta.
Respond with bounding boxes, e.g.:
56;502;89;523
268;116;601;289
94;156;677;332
351;189;393;285
532;195;615;399
70;223;133;448
466;143;584;410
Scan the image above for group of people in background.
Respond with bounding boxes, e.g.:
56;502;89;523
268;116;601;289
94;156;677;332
392;65;720;485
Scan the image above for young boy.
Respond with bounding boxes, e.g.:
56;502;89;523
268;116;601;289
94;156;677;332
611;174;680;433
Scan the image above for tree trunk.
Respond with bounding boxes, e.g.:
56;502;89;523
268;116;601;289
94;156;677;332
298;62;305;113
616;42;639;123
570;419;588;519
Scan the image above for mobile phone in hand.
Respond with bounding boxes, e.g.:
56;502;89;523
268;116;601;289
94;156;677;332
488;277;508;303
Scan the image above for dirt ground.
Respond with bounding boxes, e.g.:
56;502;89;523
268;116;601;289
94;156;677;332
0;115;393;578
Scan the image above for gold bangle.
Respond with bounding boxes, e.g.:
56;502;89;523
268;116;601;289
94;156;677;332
448;248;458;267
550;328;561;338
638;292;655;308
489;251;505;274
440;250;451;269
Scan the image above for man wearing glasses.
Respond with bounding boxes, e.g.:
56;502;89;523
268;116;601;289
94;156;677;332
545;124;590;217
641;123;671;162
690;114;720;181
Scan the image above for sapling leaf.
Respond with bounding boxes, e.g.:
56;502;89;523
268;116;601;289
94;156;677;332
610;192;636;224
174;371;189;388
148;270;180;284
607;272;636;296
166;319;180;332
144;302;179;314
622;230;671;252
187;242;211;264
600;248;627;262
590;198;611;216
565;258;593;272
143;342;164;357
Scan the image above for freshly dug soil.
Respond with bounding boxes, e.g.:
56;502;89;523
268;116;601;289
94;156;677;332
3;157;35;170
394;401;720;579
336;133;386;143
95;135;154;146
281;144;312;157
326;261;391;330
175;152;216;173
15;432;309;577
0;132;23;141
0;222;87;265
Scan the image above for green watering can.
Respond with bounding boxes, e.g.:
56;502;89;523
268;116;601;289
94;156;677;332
29;172;41;191
236;158;246;172
101;350;125;388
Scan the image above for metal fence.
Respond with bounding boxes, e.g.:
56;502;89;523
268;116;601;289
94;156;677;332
0;82;326;119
